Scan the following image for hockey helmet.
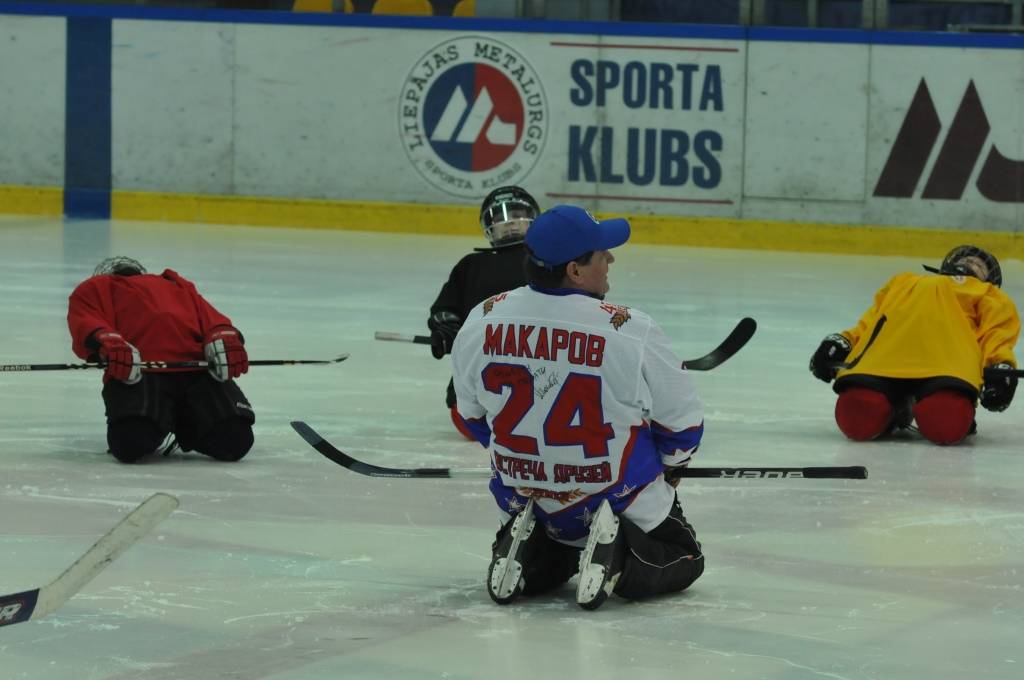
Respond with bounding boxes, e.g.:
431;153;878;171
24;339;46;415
94;256;147;277
924;245;1002;287
479;186;540;247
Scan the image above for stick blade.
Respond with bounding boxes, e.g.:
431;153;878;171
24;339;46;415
291;420;364;472
684;317;757;371
291;421;454;478
5;493;179;625
0;589;41;627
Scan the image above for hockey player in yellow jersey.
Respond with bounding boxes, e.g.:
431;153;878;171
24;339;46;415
809;245;1019;445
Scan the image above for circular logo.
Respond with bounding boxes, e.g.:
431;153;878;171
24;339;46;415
399;36;548;199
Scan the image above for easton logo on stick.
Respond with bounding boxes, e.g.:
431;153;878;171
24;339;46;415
0;601;25;624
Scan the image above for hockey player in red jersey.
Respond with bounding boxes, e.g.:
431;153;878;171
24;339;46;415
451;205;705;610
68;256;255;463
810;245;1019;445
429;186;540;439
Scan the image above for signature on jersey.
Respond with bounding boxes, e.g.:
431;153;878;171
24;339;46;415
530;366;562;399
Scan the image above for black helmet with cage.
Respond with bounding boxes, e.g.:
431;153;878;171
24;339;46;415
93;256;147;277
479;186;540;247
923;245;1002;287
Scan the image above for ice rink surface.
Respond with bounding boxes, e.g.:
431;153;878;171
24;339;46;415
1;215;1022;680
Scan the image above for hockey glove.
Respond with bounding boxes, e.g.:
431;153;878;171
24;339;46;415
980;363;1017;412
94;330;142;384
809;333;852;383
428;311;462;360
204;325;248;382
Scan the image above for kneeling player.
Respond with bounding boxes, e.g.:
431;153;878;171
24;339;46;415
68;257;255;463
451;206;705;610
428;186;539;439
809;245;1019;445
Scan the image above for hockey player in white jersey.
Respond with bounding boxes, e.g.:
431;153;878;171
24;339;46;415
451;204;705;610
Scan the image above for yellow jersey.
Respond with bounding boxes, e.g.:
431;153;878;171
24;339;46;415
836;272;1019;388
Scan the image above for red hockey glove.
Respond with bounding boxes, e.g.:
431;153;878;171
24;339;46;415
94;331;141;384
204;326;248;382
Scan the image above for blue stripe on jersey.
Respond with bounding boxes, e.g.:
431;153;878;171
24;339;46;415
461;415;491;448
489;424;664;542
651;420;704;456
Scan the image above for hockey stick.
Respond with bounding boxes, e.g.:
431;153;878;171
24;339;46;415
291;421;867;480
828;315;886;372
985;366;1024;379
0;493;179;627
682;317;757;371
374;317;757;372
0;354;349;373
375;331;432;345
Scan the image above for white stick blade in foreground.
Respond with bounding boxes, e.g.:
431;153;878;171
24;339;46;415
0;492;179;627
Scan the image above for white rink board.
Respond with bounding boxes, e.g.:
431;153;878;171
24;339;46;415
865;45;1024;229
112;20;236;194
0;15;66;186
2;10;1024;231
743;40;868;202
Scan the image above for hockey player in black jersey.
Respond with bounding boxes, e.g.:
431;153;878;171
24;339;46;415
428;186;540;438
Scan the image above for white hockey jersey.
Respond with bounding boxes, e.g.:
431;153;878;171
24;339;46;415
451;285;704;544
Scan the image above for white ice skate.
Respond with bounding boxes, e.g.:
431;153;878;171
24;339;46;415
487;498;536;605
575;499;623;611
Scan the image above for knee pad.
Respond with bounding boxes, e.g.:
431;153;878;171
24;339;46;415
835;388;893;441
913;390;975;445
195;418;254;461
107;418;166;464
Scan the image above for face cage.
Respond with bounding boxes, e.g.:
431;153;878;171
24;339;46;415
93;257;147;277
942;248;1001;287
485;218;533;246
481;200;537;245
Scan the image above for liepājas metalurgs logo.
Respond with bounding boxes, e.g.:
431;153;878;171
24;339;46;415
399;36;548;198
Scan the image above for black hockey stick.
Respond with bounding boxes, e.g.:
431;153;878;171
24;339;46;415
0;493;178;627
375;317;757;372
827;315;886;372
682;317;757;370
291;421;867;480
0;354;349;373
375;331;432;345
985;366;1024;378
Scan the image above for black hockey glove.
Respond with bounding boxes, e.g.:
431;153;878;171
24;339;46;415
980;363;1017;412
809;333;852;383
428;311;463;360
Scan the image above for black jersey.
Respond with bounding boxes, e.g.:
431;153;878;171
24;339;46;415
431;243;527;409
430;243;527;319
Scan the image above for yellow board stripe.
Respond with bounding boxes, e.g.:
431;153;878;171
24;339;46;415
0;185;64;216
2;185;1022;261
111;189;1024;260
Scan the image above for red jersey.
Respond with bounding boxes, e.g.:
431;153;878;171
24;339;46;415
68;269;234;365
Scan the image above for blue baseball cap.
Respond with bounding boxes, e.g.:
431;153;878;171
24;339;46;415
524;205;631;268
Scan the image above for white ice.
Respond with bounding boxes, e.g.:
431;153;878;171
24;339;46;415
1;215;1022;680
